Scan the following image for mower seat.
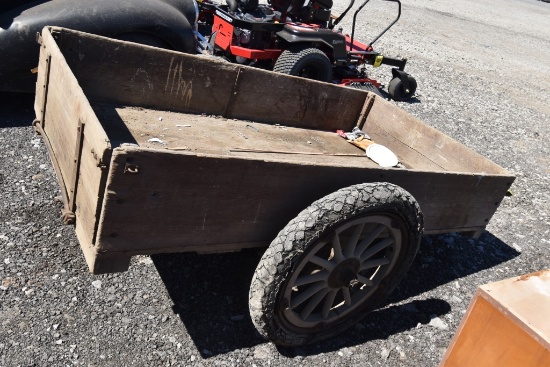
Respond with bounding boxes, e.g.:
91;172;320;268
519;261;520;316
270;0;306;17
300;0;333;22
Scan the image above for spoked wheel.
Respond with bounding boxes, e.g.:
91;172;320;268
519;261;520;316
249;182;423;346
273;46;333;82
388;75;417;101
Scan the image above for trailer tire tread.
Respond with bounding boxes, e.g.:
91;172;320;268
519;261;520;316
249;182;423;345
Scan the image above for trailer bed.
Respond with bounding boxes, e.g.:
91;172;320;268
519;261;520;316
34;27;514;274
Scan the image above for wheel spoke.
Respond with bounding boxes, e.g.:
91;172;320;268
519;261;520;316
353;224;385;258
357;274;375;287
359;237;394;262
342;287;352;306
344;223;365;257
360;257;391;271
331;232;345;263
294;271;329;287
322;289;338;319
290;282;327;309
309;255;335;271
300;288;330;320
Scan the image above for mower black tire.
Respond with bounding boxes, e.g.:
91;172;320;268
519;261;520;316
273;46;332;83
249;182;424;346
388;76;417;101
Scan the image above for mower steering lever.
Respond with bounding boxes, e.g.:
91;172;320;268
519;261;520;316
331;0;355;29
349;0;371;52
368;0;402;47
348;0;402;52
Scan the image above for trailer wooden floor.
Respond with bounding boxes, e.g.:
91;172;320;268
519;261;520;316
92;103;420;170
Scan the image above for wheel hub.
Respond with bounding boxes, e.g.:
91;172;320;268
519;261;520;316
327;258;360;289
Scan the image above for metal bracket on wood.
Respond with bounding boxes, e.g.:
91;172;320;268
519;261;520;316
32;120;75;225
68;119;86;217
124;163;140;174
40;54;52;129
356;93;376;131
90;149;108;170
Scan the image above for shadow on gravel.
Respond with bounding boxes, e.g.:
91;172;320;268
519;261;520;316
152;231;518;356
277;231;519;356
277;298;451;357
152;248;266;358
388;231;520;304
0;92;35;127
377;90;421;104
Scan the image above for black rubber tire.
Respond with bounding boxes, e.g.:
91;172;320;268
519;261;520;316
273;46;332;82
249;182;423;346
388;76;417;101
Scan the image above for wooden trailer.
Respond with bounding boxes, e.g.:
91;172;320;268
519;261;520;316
33;27;514;345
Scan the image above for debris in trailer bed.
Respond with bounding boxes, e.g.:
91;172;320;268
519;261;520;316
93;103;370;158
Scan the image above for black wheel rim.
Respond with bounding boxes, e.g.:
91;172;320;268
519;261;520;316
280;215;403;330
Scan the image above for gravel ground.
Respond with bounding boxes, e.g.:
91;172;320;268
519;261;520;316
1;0;549;366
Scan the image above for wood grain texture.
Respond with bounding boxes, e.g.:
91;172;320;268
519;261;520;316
364;97;509;174
53;27;367;132
94;146;511;255
36;27;515;273
441;271;550;367
37;28;111;256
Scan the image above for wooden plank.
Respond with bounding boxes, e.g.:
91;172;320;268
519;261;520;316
479;270;550;347
74;136;110;249
441;270;550;367
52;27;366;131
226;66;367;130
38;28;112;256
94;147;511;255
363;97;509;174
42;60;80;185
91;103;378;165
34;41;48;118
441;295;550;367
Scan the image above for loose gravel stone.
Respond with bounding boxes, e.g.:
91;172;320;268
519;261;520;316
428;316;449;331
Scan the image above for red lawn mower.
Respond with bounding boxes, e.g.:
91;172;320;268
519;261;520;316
198;0;417;100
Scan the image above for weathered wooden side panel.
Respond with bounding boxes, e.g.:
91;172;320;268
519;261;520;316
363;98;508;174
95;147;511;255
49;28;367;132
34;29;112;264
35;27;515;274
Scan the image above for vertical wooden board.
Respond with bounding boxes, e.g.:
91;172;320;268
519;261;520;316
37;28;112;248
73;138;110;248
42;61;80;186
95;147;511;254
34;43;48;120
364;97;509;174
53;28;367;131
